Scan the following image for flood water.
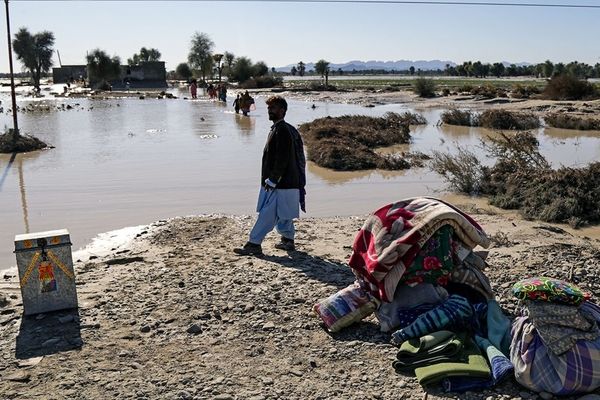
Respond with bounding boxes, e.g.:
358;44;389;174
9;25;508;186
1;87;600;269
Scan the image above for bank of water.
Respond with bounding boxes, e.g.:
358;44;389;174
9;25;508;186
1;88;599;269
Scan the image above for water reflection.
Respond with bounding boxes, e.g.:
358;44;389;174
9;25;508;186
18;156;30;233
233;113;256;134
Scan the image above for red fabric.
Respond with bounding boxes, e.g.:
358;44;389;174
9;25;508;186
348;197;490;302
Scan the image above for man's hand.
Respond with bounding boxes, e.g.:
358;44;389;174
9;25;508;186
263;178;276;191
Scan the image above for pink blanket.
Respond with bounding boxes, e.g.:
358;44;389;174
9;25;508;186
349;197;490;302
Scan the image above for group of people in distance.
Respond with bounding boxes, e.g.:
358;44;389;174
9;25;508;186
188;80;254;116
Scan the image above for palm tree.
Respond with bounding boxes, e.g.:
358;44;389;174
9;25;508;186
297;61;306;77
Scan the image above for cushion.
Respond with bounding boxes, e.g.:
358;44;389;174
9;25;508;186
512;276;591;306
313;283;379;333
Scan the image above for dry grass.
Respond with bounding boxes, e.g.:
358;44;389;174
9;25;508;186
544;113;600;130
299;113;418;171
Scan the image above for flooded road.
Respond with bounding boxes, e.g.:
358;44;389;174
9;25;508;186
1;88;599;268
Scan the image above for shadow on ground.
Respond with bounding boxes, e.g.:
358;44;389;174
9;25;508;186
15;308;82;359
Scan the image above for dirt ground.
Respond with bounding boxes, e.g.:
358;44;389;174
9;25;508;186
1;201;600;400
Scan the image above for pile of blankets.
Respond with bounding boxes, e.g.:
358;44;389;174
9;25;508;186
313;197;600;395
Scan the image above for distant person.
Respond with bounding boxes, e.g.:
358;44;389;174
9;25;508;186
240;90;255;116
234;96;307;256
190;79;198;99
219;84;227;102
233;94;240;114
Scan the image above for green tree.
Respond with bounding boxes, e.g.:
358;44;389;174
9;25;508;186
175;63;192;80
231;56;253;82
490;62;505;77
12;28;55;90
188;32;214;82
290;66;297;76
409;66;415;75
127;47;161;66
223;51;235;77
314;59;330;86
86;49;121;89
253;61;268;77
542;60;554;78
297;61;306;77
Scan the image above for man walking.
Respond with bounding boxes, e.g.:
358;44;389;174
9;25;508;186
234;96;306;256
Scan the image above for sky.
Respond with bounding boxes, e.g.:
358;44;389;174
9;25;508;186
1;0;600;73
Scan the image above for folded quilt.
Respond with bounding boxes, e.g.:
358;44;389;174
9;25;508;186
393;330;464;373
391;295;473;345
415;335;491;387
349;197;490;302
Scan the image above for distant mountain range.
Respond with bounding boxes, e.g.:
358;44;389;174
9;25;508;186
276;60;532;72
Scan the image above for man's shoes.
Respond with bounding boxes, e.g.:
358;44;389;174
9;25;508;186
233;242;263;256
274;237;295;251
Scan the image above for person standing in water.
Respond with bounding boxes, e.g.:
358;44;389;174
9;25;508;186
190;79;198;99
234;96;306;256
233;94;241;114
240;91;255;116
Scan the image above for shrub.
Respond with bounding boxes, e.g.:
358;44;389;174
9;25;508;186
430;148;484;194
478;109;540;130
544;113;600;130
239;76;283;89
543;74;597;100
511;84;541;99
413;78;436;98
470;85;506;99
299;113;412;171
432;131;600;226
440;109;475;126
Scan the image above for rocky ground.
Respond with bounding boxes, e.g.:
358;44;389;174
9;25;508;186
1;202;600;400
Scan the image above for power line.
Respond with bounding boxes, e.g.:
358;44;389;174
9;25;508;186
17;0;600;7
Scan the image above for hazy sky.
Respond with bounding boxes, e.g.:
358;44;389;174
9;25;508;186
1;0;600;73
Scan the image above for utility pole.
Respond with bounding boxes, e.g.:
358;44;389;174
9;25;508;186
4;0;19;145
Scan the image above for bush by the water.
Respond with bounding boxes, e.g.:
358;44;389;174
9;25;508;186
545;113;600;130
440;109;476;126
440;109;540;130
430;131;600;227
413;78;436;98
470;85;507;99
511;84;540;99
543;74;597;100
478;109;541;130
299;113;418;171
0;130;47;153
239;76;283;89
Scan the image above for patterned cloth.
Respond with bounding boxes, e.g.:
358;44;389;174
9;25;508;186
512;276;591;306
349;197;490;301
391;295;474;345
313;283;380;333
400;225;456;287
525;300;600;355
511;301;600;395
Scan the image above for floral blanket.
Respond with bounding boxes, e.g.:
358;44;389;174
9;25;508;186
348;197;490;302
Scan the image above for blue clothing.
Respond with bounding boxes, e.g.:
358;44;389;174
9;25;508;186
249;187;299;244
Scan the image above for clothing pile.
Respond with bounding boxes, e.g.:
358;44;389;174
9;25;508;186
511;277;600;395
313;197;600;395
313;197;515;391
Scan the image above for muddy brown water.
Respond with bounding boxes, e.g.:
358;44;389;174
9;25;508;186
1;88;600;270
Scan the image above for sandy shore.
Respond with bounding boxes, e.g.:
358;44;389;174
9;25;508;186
1;200;600;399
